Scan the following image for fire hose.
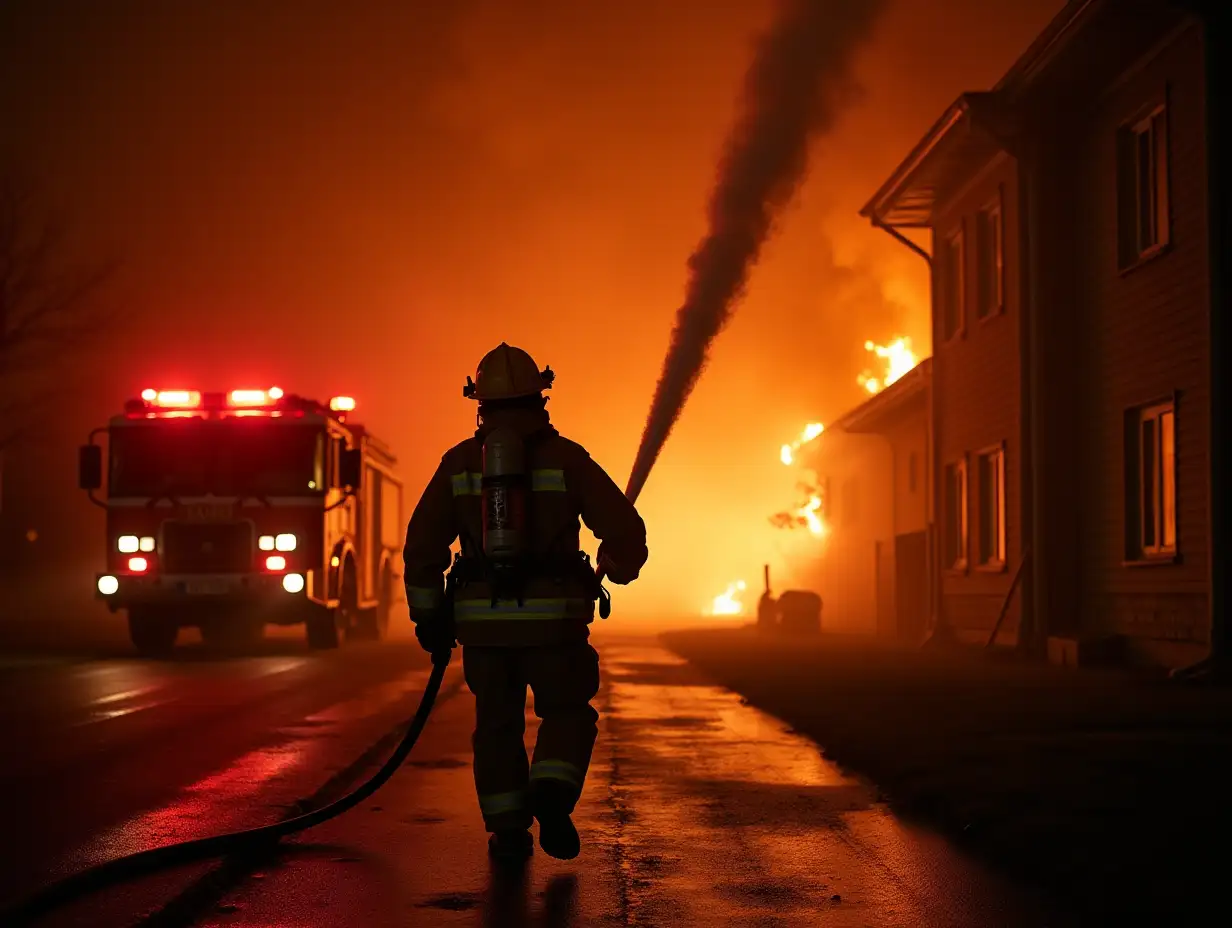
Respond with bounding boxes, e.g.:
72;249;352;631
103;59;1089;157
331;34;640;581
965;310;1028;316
1;633;455;926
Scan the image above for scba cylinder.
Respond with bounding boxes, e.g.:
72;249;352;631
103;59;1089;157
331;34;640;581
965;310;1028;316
481;427;528;560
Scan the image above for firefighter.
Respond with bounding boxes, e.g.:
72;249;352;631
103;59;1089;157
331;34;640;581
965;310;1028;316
403;343;648;864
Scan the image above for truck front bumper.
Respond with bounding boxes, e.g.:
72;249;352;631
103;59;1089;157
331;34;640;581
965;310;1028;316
95;571;311;610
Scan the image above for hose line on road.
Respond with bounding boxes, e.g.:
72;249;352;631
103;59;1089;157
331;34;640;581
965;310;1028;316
1;651;452;927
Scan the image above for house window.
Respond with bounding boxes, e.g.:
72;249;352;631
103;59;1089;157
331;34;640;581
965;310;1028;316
940;225;965;340
975;191;1004;319
976;445;1006;566
943;459;968;570
908;451;918;494
1117;104;1169;267
1125;400;1177;559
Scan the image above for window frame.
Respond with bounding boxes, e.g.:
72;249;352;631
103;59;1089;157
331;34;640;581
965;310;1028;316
942;456;969;573
1116;96;1171;272
939;222;966;343
975;188;1005;321
1123;396;1179;565
974;442;1007;571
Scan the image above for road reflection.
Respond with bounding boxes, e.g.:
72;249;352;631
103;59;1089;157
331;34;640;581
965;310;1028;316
483;866;578;928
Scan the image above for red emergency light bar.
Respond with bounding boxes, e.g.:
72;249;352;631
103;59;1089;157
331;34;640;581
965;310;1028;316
227;387;285;407
141;389;202;408
125;387;356;419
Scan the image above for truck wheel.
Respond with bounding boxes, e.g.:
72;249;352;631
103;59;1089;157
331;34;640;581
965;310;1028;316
129;608;178;657
377;567;394;638
305;605;340;650
351;607;380;642
339;560;372;643
351;568;392;642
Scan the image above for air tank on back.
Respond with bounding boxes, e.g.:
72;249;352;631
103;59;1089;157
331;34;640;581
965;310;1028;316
481;426;527;562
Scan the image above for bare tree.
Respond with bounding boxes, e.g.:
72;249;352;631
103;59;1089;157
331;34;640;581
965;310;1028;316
0;178;118;453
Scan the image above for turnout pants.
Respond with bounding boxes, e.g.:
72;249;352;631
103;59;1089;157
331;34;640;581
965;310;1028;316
462;642;600;832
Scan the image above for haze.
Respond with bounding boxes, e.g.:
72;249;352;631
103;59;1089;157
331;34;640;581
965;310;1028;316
0;0;1061;619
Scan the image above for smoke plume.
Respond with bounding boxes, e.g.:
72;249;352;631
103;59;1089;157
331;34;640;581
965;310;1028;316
623;0;887;502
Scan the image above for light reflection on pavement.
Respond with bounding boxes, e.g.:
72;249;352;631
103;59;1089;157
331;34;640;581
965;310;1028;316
195;638;1070;927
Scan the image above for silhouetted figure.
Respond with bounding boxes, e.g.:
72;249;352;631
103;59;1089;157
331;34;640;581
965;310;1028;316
405;344;648;865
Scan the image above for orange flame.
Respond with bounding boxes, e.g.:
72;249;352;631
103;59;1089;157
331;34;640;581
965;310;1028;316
708;580;747;616
797;494;827;537
857;336;919;395
772;422;831;538
779;422;824;465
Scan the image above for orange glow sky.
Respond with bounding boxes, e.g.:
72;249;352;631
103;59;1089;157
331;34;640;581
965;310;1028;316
0;0;1061;617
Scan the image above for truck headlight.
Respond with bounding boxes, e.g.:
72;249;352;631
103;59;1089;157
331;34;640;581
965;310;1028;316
275;533;297;551
282;573;305;594
98;575;119;595
258;535;275;551
118;535;139;553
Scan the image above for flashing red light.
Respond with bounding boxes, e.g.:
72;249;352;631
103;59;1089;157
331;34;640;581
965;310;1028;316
329;396;356;412
149;390;202;408
128;556;149;572
228;389;270;407
265;555;287;571
268;386;284;400
141;388;157;401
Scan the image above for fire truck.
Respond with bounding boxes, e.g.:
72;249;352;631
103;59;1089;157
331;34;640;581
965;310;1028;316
77;387;404;656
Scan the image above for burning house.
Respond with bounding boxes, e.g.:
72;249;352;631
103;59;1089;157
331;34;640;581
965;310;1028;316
860;0;1219;668
775;348;930;639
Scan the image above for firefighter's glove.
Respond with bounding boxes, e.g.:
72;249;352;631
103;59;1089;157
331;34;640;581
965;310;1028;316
414;616;456;657
597;543;640;585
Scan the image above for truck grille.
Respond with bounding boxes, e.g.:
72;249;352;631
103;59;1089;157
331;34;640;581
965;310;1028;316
161;521;253;574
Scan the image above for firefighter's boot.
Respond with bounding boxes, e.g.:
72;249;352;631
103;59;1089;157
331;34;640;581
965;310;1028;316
531;780;581;860
488;829;533;866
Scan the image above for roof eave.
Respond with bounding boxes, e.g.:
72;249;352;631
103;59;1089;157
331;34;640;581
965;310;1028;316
859;98;971;227
831;358;933;435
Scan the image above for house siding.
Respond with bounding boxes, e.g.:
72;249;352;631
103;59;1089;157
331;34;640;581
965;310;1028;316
801;431;894;635
932;154;1025;640
884;403;929;538
1076;23;1210;645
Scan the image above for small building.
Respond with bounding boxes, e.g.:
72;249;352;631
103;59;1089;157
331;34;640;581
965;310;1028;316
860;0;1219;667
797;359;932;640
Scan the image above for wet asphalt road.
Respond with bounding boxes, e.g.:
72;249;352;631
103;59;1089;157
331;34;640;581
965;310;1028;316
0;631;1073;927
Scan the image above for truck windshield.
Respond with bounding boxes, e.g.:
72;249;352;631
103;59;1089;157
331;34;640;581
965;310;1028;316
108;421;326;498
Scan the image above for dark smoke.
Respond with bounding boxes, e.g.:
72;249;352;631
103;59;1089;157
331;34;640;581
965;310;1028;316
624;0;887;503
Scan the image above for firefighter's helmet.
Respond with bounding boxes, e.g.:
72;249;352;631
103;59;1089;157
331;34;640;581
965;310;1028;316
463;343;555;401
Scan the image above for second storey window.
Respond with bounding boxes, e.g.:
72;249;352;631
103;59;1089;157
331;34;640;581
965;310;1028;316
975;192;1004;319
1117;103;1170;267
940;225;965;341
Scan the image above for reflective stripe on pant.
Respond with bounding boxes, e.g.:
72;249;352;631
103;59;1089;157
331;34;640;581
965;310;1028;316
477;789;527;821
462;642;600;831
